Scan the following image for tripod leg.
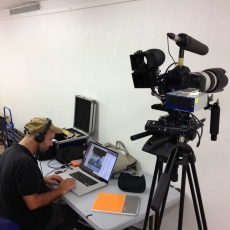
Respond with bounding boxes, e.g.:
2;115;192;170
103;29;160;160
159;181;170;228
158;161;163;181
190;163;208;230
187;164;203;230
178;154;188;230
154;155;165;229
143;158;162;230
149;216;153;230
150;148;178;230
154;211;160;230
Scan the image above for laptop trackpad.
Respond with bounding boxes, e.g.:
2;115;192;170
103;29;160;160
71;178;106;196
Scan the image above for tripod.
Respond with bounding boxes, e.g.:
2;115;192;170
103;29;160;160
131;130;208;230
141;139;208;230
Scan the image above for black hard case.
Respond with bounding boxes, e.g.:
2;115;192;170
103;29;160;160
37;95;96;161
54;95;97;149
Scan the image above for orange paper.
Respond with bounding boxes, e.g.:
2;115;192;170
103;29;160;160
92;192;126;213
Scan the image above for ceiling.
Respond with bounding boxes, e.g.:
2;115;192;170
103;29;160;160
0;0;46;10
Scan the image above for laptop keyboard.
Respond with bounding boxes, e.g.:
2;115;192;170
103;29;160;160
69;171;98;187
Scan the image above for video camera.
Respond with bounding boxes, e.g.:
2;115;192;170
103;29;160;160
130;33;228;144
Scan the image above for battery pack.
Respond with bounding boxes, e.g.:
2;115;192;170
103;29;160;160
70;159;82;167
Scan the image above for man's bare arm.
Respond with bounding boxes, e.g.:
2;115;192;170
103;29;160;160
23;178;76;210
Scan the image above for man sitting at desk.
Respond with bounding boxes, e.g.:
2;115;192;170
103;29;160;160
0;117;79;230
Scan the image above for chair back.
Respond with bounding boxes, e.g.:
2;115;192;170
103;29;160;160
0;217;21;230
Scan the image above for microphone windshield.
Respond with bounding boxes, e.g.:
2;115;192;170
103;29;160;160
176;33;209;55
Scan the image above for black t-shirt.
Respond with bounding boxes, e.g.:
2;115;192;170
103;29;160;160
0;143;52;230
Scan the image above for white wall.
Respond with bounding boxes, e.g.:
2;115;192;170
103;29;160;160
0;0;230;229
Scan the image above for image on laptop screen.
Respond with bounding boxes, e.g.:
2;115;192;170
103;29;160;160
80;142;118;181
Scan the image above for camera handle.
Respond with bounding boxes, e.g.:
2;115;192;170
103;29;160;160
204;99;220;141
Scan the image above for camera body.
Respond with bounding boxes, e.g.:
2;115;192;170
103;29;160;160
130;49;227;113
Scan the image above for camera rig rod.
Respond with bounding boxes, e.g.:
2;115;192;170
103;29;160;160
178;47;185;67
130;131;152;141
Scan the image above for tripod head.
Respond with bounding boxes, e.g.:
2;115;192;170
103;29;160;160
131;129;196;183
131;110;205;156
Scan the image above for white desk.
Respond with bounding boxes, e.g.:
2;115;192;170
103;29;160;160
40;160;180;230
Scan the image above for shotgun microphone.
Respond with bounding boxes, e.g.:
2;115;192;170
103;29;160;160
167;33;209;55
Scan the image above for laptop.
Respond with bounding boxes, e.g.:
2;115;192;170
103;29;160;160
59;141;119;196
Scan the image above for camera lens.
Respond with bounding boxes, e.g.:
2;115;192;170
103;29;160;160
203;68;228;93
189;68;228;93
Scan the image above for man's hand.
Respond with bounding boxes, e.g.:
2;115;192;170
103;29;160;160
44;174;63;185
57;178;77;194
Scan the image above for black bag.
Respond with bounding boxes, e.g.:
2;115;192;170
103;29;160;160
118;171;146;193
55;145;87;164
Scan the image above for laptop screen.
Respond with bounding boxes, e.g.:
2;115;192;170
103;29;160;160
80;142;118;182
